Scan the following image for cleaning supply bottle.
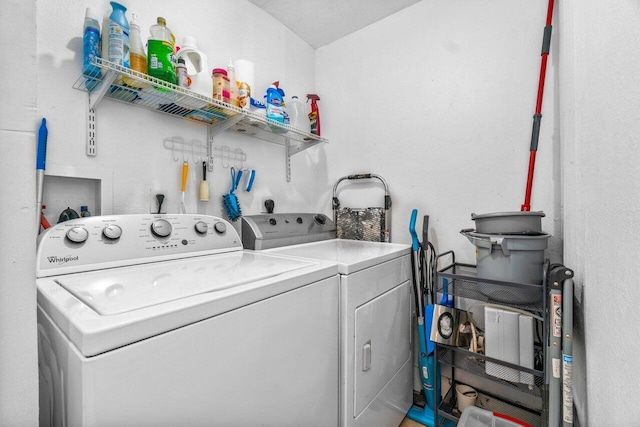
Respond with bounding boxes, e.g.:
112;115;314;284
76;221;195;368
212;68;230;103
123;12;147;87
101;14;109;65
266;82;285;123
107;2;129;68
82;8;101;78
227;59;239;107
277;86;289;125
80;206;92;217
147;17;176;84
288;96;311;133
175;36;211;109
176;58;189;88
307;94;321;136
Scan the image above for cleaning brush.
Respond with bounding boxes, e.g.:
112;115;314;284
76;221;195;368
199;161;209;201
222;167;242;221
179;161;188;214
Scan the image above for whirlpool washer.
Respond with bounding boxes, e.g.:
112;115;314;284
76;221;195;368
37;214;339;427
242;213;413;427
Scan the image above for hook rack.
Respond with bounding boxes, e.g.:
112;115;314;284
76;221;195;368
163;136;247;170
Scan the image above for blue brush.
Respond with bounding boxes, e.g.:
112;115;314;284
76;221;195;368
222;168;243;221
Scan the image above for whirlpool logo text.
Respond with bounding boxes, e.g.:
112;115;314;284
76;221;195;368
47;255;79;265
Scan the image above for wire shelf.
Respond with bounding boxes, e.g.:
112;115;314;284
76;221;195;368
74;59;328;148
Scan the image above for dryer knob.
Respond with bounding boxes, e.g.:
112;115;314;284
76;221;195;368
66;227;89;243
102;224;122;240
269;218;277;225
296;217;303;224
214;222;226;234
151;219;172;238
314;215;326;225
194;221;208;235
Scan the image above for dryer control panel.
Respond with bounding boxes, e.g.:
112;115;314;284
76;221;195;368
241;213;336;250
36;214;241;277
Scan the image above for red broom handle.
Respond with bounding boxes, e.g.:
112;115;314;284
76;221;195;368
522;0;555;211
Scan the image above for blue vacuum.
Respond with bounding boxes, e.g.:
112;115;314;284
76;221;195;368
407;210;454;427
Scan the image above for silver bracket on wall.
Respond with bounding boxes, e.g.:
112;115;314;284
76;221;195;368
87;108;97;156
285;138;292;182
85;70;117;157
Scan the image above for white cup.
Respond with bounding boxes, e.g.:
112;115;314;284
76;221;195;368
455;384;478;413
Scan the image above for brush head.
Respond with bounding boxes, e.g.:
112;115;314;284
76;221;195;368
222;192;242;221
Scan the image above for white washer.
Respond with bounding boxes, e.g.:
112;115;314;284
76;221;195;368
36;214;340;427
242;214;414;427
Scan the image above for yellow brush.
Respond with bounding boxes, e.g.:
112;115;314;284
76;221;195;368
180;161;188;213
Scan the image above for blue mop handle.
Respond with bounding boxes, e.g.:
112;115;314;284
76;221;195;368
409;209;419;251
37;118;48;171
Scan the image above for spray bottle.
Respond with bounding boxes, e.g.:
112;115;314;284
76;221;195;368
266;82;285;123
306;94;321;136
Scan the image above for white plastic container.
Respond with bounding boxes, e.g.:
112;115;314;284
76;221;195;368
227;59;239;107
175;36;212;106
458;406;530;427
288;96;311;133
123;13;147;87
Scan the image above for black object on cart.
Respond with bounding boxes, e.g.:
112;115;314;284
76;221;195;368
332;173;391;242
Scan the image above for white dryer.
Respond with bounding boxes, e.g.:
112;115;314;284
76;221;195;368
242;214;414;427
36;214;340;427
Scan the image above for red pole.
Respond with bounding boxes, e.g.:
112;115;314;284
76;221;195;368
521;0;554;212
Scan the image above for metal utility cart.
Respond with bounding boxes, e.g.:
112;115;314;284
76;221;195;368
430;251;556;426
332;173;392;242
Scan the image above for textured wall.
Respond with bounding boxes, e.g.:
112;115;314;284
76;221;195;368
0;0;38;425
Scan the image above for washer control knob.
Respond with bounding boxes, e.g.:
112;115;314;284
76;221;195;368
66;227;89;243
194;221;208;235
151;219;172;238
214;222;226;234
314;215;326;225
102;224;122;240
269;218;277;225
296;217;303;224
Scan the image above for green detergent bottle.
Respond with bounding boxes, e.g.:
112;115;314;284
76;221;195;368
147;17;176;84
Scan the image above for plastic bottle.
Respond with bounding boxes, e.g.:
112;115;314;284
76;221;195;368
266;83;285;123
101;14;109;64
175;36;211;101
288;96;311;133
307;94;321;136
227;59;239;107
80;206;92;217
123;12;147;87
176;58;189;88
107;2;129;68
147;17;176;84
212;68;230;103
82;8;101;78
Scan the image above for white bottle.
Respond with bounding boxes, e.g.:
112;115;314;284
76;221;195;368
175;36;211;103
123;13;147;87
227;59;239;107
288;96;311;133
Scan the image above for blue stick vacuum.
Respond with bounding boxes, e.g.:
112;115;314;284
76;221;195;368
407;209;454;427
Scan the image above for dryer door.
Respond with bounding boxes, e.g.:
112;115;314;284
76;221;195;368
353;281;411;416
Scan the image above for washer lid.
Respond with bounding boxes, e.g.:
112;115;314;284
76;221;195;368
266;239;410;274
55;251;314;315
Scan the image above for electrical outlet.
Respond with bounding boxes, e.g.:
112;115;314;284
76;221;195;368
151;189;168;214
261;197;275;213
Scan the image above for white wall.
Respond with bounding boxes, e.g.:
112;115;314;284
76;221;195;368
559;0;640;425
317;0;560;262
0;0;39;425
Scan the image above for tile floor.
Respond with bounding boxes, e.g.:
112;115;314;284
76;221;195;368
399;417;429;427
